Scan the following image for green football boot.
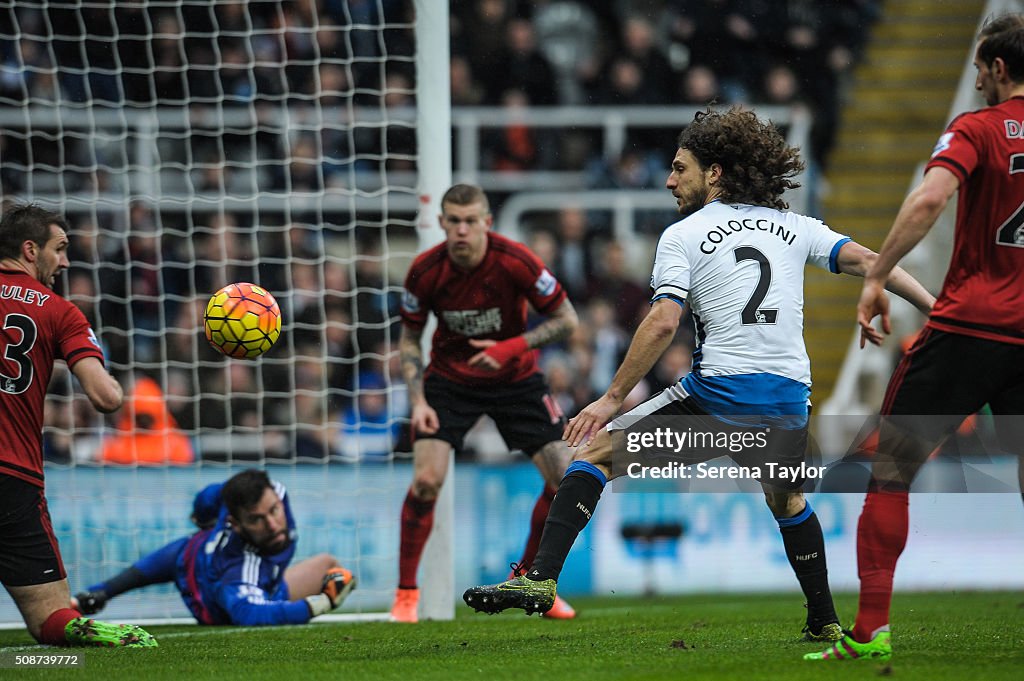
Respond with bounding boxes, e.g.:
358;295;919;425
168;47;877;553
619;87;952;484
463;574;557;615
64;617;158;647
804;629;891;661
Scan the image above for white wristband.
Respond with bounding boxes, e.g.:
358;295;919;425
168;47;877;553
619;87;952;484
305;593;332;618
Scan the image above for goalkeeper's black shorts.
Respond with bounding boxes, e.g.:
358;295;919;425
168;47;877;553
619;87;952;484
0;474;67;586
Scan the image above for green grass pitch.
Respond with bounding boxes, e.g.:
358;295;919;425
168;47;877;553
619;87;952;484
0;591;1021;680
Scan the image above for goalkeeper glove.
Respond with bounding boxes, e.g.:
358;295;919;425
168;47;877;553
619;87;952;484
72;590;108;615
305;567;357;618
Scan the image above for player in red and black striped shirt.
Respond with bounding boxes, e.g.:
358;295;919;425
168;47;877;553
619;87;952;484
809;16;1024;662
0;204;155;647
391;184;579;622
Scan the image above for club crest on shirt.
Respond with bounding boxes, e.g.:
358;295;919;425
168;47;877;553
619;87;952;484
442;307;502;336
931;132;953;157
534;269;557;297
401;290;420;314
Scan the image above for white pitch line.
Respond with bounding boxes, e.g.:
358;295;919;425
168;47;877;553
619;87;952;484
0;612;392;653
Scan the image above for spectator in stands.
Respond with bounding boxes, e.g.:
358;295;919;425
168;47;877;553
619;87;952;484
481;89;549;172
0;35;53;103
488;18;557;106
284;262;322;323
192;212;258;296
66;270;100;328
195;363;261;436
450;55;485;106
527;229;559;273
352;244;401;353
217;42;259;105
768;0;870;170
760;63;806;107
275;1;318;97
593;56;658;105
271;134;324;191
317;62;352;108
382;71;418;172
585;148;676;233
164;296;209;367
151;13;187;103
294;391;335;460
542;352;579;419
163;367;198;434
619;16;677;103
336;371;402;462
667;0;771;101
648;340;694;389
43;387;74;465
99;218;170;365
585;240;650;332
98;375;195;466
321;305;356;411
455;0;514;102
679;64;723;105
585;297;630;397
322;259;353;312
551;205;595;302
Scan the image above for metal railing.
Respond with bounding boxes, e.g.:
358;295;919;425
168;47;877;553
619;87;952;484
0;103;811;214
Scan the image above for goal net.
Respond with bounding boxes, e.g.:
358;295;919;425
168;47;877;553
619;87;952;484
0;0;449;624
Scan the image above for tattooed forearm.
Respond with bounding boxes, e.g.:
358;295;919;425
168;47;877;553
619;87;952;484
523;299;579;349
399;327;426;402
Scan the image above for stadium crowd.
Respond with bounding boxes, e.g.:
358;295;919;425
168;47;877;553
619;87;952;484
0;0;884;463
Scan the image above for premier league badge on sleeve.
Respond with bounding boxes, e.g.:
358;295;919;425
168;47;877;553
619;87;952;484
534;269;557;296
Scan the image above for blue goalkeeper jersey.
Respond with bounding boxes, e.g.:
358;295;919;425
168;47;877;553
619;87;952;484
176;480;310;626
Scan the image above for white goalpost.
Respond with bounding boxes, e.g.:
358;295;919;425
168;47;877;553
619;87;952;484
0;0;454;625
411;0;453;622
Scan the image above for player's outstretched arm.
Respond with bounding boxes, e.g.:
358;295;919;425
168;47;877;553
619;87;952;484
70;357;123;413
564;298;683;447
835;241;936;347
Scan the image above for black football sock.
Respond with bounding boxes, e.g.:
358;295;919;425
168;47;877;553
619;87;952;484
776;502;838;629
528;462;606;582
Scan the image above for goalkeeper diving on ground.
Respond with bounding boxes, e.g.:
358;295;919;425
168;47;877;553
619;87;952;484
73;469;356;626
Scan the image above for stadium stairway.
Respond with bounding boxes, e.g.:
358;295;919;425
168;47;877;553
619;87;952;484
805;0;984;403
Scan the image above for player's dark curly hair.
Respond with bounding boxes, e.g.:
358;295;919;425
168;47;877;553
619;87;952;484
0;203;69;260
221;469;273;519
676;107;804;211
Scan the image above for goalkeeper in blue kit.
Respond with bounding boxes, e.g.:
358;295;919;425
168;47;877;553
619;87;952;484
74;469;355;625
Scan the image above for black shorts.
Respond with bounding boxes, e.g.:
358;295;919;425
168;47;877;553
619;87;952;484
419;373;565;456
882;327;1024;449
0;475;67;587
610;386;810;490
